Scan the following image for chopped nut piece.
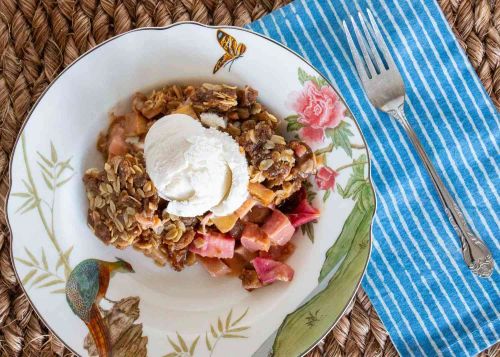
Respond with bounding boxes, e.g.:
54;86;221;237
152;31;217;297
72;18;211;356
141;91;166;119
227;111;239;121
193;237;206;249
200;112;226;128
124;112;148;136
235;199;256;218
173;229;196;250
254;111;278;125
259;159;274;171
191;86;238;111
245;206;272;225
226;124;242;137
250;103;262;114
202;83;223;91
237;108;250;120
228;220;245;239
186;251;197;266
237;86;258;107
212;214;239;233
271;135;286;145
240;268;263;291
173;104;198;119
163;246;190;271
248;183;276;206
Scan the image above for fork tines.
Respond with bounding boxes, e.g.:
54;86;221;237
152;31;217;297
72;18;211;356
343;10;395;79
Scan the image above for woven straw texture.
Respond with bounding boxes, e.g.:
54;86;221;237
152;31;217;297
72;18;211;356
0;0;498;356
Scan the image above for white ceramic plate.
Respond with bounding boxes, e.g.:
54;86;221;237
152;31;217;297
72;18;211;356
6;22;375;357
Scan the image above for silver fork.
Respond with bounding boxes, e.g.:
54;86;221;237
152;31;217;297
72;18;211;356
343;10;493;277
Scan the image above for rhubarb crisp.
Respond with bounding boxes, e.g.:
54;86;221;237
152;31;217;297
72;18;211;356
83;83;321;290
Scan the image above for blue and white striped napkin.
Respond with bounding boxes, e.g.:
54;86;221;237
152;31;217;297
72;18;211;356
248;1;499;356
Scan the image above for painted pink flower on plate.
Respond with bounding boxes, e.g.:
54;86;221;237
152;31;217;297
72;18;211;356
315;166;338;190
288;81;346;143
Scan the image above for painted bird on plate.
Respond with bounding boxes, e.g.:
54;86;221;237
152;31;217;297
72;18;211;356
65;258;134;357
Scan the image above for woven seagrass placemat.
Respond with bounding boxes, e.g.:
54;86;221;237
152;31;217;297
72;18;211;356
0;0;498;356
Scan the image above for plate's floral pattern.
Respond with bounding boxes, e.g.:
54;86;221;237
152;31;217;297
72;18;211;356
269;69;374;357
315;166;338;200
283;68;373;248
12;136;75;294
164;308;250;357
287;72;346;143
285;68;367;203
165;333;200;357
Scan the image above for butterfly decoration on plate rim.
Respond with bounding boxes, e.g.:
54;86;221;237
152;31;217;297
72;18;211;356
213;30;247;74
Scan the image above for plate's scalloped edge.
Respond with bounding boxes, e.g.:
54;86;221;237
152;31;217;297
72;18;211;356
4;21;377;357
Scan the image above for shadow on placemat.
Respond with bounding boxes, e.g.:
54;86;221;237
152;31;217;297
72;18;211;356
0;0;498;356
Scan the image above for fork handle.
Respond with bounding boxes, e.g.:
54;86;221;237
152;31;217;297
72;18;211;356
388;104;493;278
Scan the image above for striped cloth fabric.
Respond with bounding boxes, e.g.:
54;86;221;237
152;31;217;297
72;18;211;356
248;1;500;356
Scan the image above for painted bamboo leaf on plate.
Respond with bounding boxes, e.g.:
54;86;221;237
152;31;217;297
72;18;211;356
167;336;181;352
37;161;53;179
229;308;248;328
22;269;37;284
50;288;66;294
15;258;35;267
225;309;233;329
56;245;74;278
50;142;58;163
24;247;39;265
205;334;212;352
37;152;53;168
41;171;54;190
16;247;66;291
165;333;199;356
189;337;200;355
56;176;73;188
11;192;30;198
205;308;249;355
12;191;37;214
41;248;48;270
13;136;75;289
30;273;52;287
38;279;65;288
37;142;74;191
15;195;39;214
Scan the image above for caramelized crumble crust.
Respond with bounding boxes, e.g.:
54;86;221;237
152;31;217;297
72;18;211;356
83;83;316;273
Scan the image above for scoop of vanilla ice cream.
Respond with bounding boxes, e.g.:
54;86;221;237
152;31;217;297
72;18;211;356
144;113;249;217
144;114;205;202
206;129;249;216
